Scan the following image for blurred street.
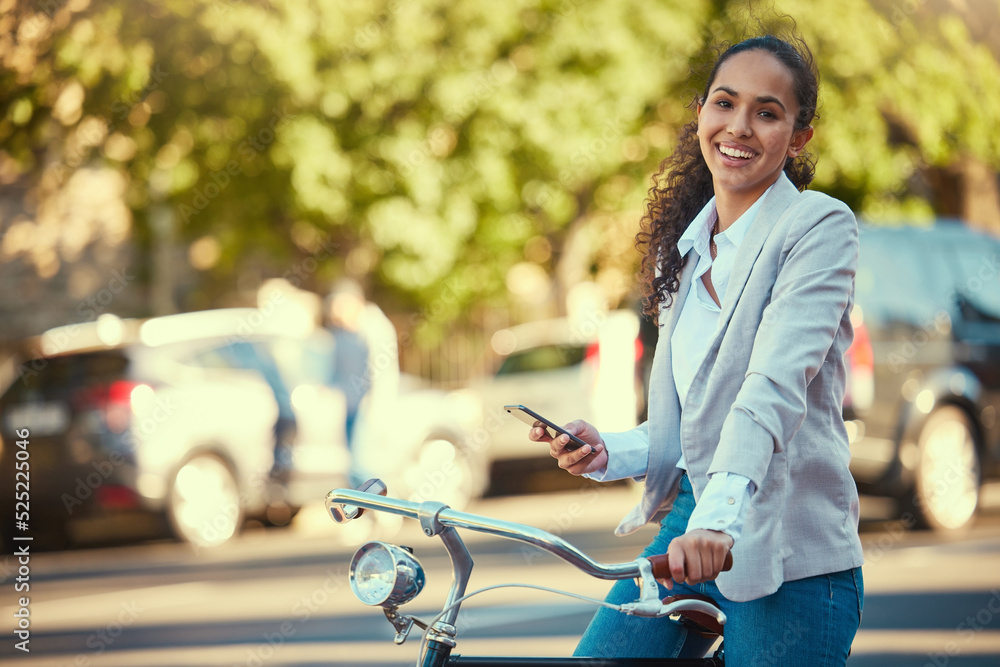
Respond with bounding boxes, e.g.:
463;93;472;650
2;485;1000;667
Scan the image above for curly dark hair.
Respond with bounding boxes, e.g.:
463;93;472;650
637;35;819;321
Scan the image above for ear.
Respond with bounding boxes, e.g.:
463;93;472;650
787;126;814;158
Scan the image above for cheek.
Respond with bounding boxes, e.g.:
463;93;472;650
764;131;795;157
697;124;714;149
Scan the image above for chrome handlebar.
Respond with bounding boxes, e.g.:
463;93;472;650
327;482;727;656
326;488;640;580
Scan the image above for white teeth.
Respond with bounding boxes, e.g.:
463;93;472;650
719;145;755;159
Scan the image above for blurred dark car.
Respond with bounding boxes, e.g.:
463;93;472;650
0;309;349;549
845;221;1000;532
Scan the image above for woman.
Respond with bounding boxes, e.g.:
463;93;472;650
531;35;865;665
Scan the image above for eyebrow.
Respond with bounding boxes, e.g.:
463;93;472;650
711;85;787;113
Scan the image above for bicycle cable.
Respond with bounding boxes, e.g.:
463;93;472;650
415;582;622;666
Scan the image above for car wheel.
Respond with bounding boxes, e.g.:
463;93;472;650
403;437;483;510
911;406;980;532
167;454;243;547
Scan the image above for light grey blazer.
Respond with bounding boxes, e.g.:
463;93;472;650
614;173;865;602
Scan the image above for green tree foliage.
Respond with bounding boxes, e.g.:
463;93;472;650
2;0;999;337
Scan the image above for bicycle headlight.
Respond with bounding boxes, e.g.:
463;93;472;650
349;541;425;607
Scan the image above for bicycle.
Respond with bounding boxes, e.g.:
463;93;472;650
327;479;730;666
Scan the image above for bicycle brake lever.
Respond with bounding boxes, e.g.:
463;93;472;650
619;558;729;624
618;557;665;617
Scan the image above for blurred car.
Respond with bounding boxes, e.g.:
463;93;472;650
845;221;1000;532
470;308;644;491
0;313;279;549
158;305;490;514
331;368;489;510
0;308;352;549
179;324;352;525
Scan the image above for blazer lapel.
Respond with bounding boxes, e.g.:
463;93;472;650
717;174;801;327
639;254;696;513
664;253;695;330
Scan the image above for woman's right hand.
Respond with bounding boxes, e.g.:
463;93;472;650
528;419;607;476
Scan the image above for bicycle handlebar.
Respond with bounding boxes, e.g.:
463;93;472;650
326;488;640;580
328;484;730;666
327;488;732;581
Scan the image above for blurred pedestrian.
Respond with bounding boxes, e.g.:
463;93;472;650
532;33;864;665
325;278;399;486
325;279;369;453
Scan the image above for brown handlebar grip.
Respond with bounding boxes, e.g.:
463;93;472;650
647;551;733;581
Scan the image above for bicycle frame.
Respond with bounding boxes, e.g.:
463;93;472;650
326;485;725;667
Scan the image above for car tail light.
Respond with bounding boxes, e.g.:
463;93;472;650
107;380;137;405
585;338;643;364
96;484;139;510
76;381;155;433
844;318;874;412
106;380;144;433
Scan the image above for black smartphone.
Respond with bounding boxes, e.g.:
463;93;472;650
504;404;590;452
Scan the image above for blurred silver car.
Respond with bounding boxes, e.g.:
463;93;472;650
471;309;644;490
332;371;490;510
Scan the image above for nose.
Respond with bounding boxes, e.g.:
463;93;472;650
727;110;752;138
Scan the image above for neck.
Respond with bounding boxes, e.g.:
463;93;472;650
714;196;753;232
712;174;782;231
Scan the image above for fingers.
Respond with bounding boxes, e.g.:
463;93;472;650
552;435;603;467
668;541;688;586
547;421;599;461
562;419;589;436
532;419;605;476
662;530;733;586
557;440;607;477
528;425;553;443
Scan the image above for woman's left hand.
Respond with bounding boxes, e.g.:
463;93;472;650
658;529;734;590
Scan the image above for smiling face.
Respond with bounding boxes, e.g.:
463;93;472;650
697;49;814;218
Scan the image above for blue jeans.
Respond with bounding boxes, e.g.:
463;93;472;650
575;474;864;666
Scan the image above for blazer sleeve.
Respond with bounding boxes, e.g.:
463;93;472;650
586;421;650;482
707;196;859;488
